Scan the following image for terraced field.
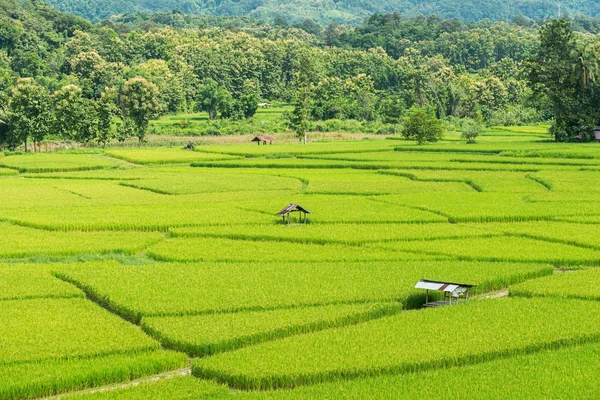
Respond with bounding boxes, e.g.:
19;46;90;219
2;127;600;399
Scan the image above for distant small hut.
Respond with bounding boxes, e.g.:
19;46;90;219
594;126;600;140
414;279;475;307
258;102;272;108
276;204;312;224
252;135;276;145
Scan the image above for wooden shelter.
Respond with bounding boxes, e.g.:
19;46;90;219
251;135;276;145
594;126;600;140
414;279;475;307
258;102;272;108
276;204;312;224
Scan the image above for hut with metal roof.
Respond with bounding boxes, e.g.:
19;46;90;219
276;204;312;224
414;279;475;307
251;135;276;145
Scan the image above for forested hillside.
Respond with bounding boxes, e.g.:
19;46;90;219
43;0;600;24
1;0;599;148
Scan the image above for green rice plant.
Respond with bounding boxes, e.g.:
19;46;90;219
474;221;600;250
0;223;163;257
0;298;160;365
0;264;83;301
0;154;116;173
383;235;600;265
142;302;402;357
1;202;267;231
72;376;227;400
510;268;600;301
555;215;600;224
169;223;489;245
118;172;302;195
528;170;600;192
192;297;600;389
0;178;90;210
381;192;600;223
55;260;552;321
145;236;437;263
0;350;187;400
104;148;242;165
72;341;600;400
0;168;18;176
194;140;395;157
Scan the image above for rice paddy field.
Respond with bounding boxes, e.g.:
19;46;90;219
2;126;600;399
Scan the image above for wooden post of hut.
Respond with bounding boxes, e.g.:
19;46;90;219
276;204;312;225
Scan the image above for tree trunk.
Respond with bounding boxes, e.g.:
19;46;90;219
394;124;397;135
24;138;27;153
303;132;307;145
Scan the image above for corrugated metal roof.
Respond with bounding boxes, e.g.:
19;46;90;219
414;279;474;292
276;204;313;216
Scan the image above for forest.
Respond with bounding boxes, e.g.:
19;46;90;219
42;0;600;25
1;0;600;149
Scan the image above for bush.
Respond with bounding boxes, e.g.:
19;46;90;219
461;119;484;143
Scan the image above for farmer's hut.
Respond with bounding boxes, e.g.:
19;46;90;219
251;136;276;145
414;279;474;307
594;126;600;140
258;102;272;108
276;204;312;224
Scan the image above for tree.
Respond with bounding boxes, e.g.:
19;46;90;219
402;110;445;145
96;87;119;147
120;77;162;146
6;78;53;152
289;85;312;144
461;119;483;143
194;79;233;120
53;84;99;143
378;95;405;134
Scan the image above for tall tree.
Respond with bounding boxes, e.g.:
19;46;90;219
120;77;162;146
194;79;233;120
54;84;99;143
6;78;53;152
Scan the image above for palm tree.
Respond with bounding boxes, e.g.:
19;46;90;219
571;44;599;89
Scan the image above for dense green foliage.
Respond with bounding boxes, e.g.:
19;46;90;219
40;0;600;25
3;1;595;149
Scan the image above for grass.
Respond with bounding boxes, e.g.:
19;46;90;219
0;153;116;173
142;302;402;356
510;268;600;301
104;148;242;165
0;298;160;365
55;260;551;321
193;297;600;389
0;223;164;258
0;350;186;400
0;264;83;301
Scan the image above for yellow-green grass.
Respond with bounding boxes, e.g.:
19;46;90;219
475;221;600;250
142;302;402;357
381;192;600;223
0;167;18;176
510;268;600;301
0;154;116;173
383;170;548;192
169;223;488;245
145;236;438;263
529;170;600;192
0;223;163;258
72;376;227;400
104;148;242;165
0;178;91;209
55;261;552;321
78;341;600;400
0;203;267;231
193;297;600;389
384;235;600;265
0;264;82;301
0;298;159;365
194;140;395;157
0;350;186;400
120;171;302;195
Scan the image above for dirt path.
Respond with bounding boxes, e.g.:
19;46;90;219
41;368;191;399
476;290;509;300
